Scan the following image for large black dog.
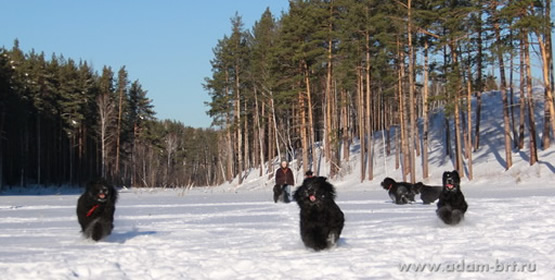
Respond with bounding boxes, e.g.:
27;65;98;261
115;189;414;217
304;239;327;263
76;180;118;241
436;170;468;225
413;182;442;204
293;177;344;251
380;177;415;204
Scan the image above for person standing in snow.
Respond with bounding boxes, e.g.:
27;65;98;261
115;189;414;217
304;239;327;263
274;161;295;203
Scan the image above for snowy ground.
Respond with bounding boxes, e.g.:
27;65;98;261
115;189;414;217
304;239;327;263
0;183;554;280
1;91;554;279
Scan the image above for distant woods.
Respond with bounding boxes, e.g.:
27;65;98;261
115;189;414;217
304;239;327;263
205;0;554;184
0;40;219;188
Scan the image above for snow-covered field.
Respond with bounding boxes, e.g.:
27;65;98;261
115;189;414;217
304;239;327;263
1;90;554;279
0;184;554;279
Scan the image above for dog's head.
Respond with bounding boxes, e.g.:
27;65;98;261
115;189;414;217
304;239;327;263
442;170;461;192
86;180;115;203
381;177;396;190
294;177;336;207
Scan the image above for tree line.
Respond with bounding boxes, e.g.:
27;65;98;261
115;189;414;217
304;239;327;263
205;0;554;184
0;40;220;189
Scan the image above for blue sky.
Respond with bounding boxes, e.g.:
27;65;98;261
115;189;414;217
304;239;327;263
0;0;289;128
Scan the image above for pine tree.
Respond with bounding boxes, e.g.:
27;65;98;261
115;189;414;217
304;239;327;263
115;66;129;179
250;8;278;176
97;66;116;179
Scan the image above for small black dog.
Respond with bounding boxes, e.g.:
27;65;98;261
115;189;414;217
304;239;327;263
76;180;118;241
293;177;344;251
413;182;442;204
436;170;468;225
380;177;415;204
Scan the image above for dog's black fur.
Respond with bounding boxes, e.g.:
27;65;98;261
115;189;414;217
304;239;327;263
76;180;118;241
436;170;468;225
380;177;415;204
293;177;344;251
413;182;442;204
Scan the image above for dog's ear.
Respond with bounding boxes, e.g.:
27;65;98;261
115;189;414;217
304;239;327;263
315;176;327;184
381;177;394;188
320;180;336;200
451;170;461;183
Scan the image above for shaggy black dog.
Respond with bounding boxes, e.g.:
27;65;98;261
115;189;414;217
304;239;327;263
436;170;468;225
414;182;442;204
76;180;118;241
380;177;415;204
293;177;344;251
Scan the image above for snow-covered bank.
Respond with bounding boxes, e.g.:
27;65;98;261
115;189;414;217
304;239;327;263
0;185;554;279
216;89;555;195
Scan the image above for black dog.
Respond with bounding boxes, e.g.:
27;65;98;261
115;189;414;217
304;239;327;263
293;177;344;251
76;180;118;241
380;177;415;204
436;170;468;225
414;182;442;204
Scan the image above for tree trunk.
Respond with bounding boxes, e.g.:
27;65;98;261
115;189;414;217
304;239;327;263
524;33;538;165
474;11;484;151
494;21;513;170
395;125;400;171
324;7;333;165
115;88;124;177
243;101;249;177
304;62;317;174
37;114;41;185
445;119;452;159
518;39;526;150
358;66;366;182
365;31;373;181
235;64;243;184
407;0;416;183
465;62;473;180
422;40;430;179
537;34;555;149
330;80;339;178
450;43;464;177
299;89;309;173
269;91;281;164
225;126;233;183
254;88;265;177
508;35;518;149
341;89;350;161
96;93;113;179
398;38;409;181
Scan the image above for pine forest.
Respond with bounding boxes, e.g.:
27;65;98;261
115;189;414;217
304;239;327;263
1;0;554;188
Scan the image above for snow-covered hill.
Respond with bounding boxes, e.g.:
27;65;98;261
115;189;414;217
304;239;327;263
0;90;554;279
224;88;555;192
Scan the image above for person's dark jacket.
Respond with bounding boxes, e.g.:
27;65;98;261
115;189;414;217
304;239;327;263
275;167;294;186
